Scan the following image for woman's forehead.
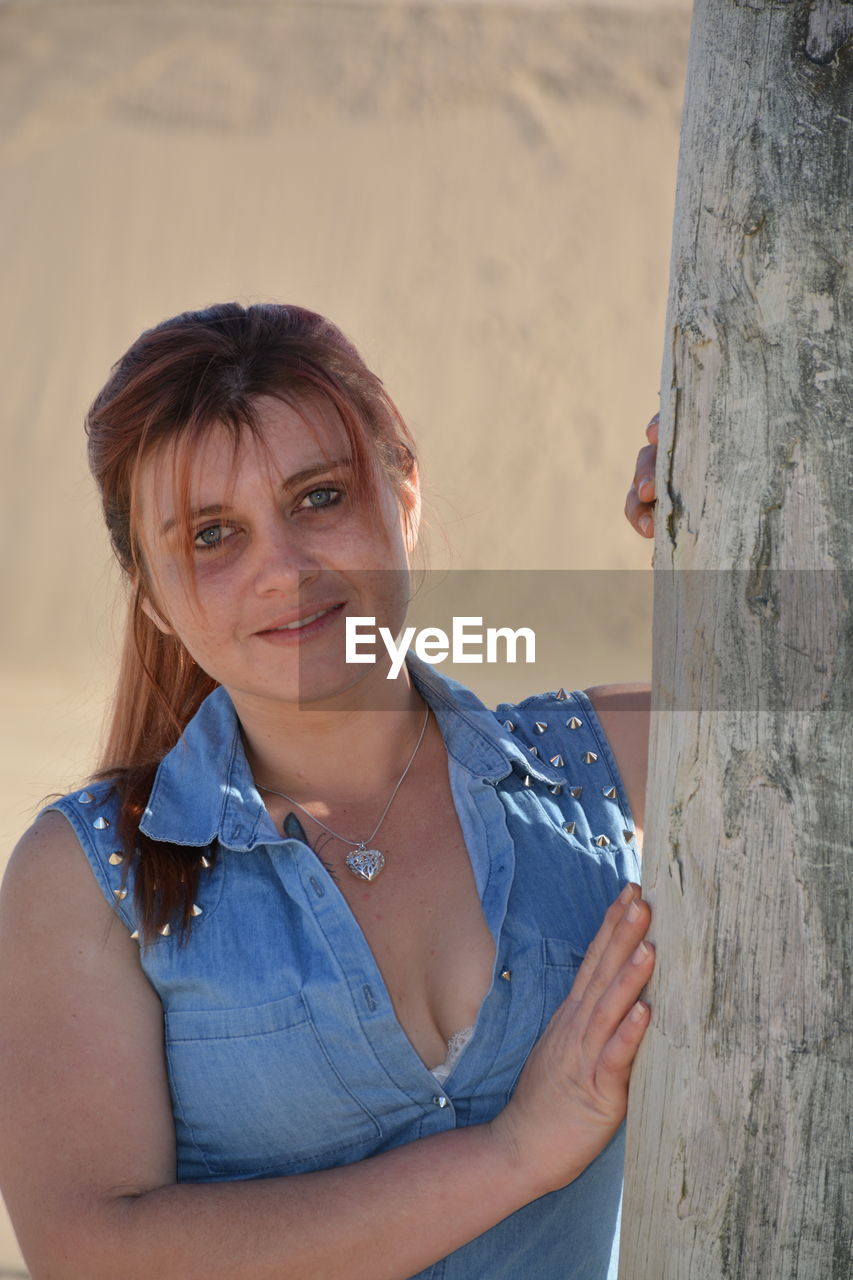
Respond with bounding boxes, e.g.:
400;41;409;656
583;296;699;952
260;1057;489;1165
138;395;350;517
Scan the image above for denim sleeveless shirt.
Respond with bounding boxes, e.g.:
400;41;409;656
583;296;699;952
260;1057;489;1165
48;654;640;1279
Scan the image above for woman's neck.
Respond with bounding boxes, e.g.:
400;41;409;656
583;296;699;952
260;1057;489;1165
231;665;429;805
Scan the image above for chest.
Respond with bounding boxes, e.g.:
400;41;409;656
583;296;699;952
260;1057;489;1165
270;751;498;1070
332;779;497;1067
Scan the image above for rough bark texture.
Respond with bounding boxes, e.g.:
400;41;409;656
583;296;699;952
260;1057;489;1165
619;3;852;1278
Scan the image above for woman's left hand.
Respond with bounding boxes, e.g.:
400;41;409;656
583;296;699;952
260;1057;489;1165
624;413;658;538
486;885;654;1199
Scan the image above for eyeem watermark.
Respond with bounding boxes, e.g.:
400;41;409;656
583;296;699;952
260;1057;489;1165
347;616;537;679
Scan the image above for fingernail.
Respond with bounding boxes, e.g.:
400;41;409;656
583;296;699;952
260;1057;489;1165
631;941;649;964
638;480;653;500
620;883;635;904
630;1001;647;1022
626;900;642;923
639;514;652;536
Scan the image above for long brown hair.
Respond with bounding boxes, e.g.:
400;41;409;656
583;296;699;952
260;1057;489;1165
88;302;417;944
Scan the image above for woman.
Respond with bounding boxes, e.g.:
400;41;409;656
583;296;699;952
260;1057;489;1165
0;303;658;1279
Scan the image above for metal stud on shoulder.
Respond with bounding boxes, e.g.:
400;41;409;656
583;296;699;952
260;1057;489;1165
594;834;610;847
533;722;548;735
113;888;127;900
570;786;583;799
549;784;563;795
567;717;583;730
200;855;211;868
108;851;124;865
77;791;94;805
603;786;617;799
93;816;110;830
191;904;203;916
158;923;171;937
549;753;564;769
529;745;539;757
563;821;576;835
522;774;535;788
130;930;139;941
582;752;598;765
503;720;516;732
555;688;568;701
623;830;636;843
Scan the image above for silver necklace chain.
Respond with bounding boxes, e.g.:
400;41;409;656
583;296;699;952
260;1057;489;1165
257;704;430;881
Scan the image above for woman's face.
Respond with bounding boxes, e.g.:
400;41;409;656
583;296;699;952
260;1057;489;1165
136;394;419;710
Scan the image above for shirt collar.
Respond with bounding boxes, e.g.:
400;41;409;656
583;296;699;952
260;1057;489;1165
140;652;563;850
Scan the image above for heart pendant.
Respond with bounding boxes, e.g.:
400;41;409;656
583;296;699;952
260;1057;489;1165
346;848;386;882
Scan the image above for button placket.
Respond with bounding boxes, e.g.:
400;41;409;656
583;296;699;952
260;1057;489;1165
291;853;452;1098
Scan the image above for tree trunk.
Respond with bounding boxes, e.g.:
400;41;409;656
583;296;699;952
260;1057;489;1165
619;3;852;1278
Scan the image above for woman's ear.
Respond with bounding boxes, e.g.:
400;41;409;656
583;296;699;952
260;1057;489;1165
140;591;174;637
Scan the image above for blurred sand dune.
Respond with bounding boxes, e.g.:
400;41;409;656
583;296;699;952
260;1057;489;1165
0;1;689;1269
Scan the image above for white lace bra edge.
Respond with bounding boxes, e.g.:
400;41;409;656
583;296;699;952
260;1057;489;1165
429;1024;475;1084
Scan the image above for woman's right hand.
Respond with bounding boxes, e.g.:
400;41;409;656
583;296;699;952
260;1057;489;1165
624;413;659;538
488;884;653;1198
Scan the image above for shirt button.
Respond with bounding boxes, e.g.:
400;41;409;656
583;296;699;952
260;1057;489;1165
500;968;512;981
433;1095;449;1109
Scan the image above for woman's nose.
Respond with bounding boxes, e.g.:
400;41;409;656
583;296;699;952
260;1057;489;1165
251;521;321;596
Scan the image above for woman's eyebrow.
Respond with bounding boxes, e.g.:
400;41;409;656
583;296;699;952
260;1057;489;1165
280;457;352;490
160;504;226;536
158;459;353;535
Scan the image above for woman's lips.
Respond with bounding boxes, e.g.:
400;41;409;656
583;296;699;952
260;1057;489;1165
254;602;346;644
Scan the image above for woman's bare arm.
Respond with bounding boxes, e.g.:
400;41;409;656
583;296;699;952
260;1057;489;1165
0;811;653;1280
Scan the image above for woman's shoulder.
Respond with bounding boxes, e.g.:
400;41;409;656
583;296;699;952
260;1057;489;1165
4;779;133;935
2;805;120;937
6;804;86;866
492;681;650;842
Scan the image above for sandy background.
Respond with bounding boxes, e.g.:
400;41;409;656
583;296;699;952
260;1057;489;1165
0;0;690;1270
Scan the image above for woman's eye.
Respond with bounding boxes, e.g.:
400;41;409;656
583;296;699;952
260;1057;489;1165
193;524;234;550
299;487;341;511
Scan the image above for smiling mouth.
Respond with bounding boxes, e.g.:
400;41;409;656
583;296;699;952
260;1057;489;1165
258;603;344;635
274;607;338;631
